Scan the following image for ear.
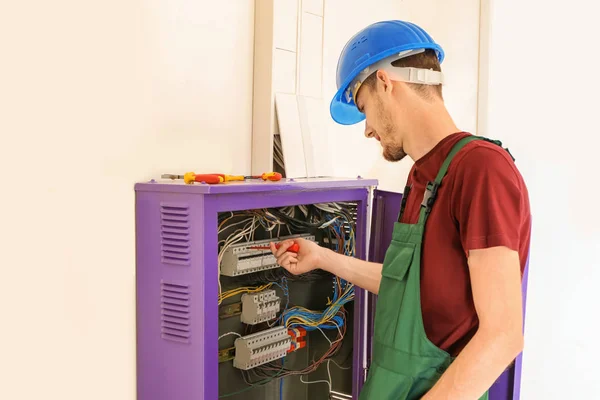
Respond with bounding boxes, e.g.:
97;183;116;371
376;69;394;95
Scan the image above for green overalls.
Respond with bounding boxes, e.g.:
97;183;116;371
360;136;508;400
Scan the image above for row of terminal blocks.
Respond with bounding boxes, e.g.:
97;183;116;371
233;326;307;370
220;233;316;276
223;235;313;369
241;289;280;325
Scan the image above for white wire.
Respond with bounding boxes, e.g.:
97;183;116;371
319;216;340;229
250;216;257;241
218;217;252;234
316;326;333;347
217;211;284;302
328;359;333;391
299;360;332;394
219;332;242;340
330;320;344;340
218;217;258;303
330;359;352;370
299;376;332;392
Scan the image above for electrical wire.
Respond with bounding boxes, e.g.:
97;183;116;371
279;359;284;400
218;332;242;341
217;202;358;396
298;360;333;394
219;283;273;304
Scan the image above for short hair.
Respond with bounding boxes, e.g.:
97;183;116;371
361;49;443;100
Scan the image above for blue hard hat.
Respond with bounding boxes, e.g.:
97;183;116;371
330;20;444;125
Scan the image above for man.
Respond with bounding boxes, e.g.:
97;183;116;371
271;20;531;400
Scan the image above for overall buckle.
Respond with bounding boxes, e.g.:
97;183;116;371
421;182;439;213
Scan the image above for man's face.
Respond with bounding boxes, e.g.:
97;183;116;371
355;77;407;162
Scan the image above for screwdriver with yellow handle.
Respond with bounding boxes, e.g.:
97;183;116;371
183;173;245;184
162;172;282;184
188;172;282;183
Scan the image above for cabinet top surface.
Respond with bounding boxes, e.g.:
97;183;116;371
134;177;378;195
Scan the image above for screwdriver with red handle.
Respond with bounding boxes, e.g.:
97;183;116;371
248;242;300;253
244;172;282;181
162;172;281;184
161;173;225;184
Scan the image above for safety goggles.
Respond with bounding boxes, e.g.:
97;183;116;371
344;49;445;105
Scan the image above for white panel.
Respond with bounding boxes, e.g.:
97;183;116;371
298;12;323;98
275;93;307;178
273;0;298;52
297;96;333;177
302;0;323;16
272;49;297;94
252;0;276;174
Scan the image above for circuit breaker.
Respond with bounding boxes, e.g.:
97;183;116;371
233;326;291;370
220;233;315;276
240;289;280;325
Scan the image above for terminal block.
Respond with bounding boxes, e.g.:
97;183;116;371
220;233;315;276
288;327;307;352
233;327;291;370
241;289;280;325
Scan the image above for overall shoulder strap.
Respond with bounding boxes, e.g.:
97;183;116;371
397;184;412;222
417;135;505;225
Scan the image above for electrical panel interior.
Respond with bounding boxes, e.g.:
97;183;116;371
240;289;281;325
233;326;292;370
220;234;316;277
217;203;357;400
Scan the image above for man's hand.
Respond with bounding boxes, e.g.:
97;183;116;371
270;238;325;275
270;238;384;294
422;246;524;400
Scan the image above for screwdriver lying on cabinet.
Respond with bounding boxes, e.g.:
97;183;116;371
244;172;282;182
161;172;282;184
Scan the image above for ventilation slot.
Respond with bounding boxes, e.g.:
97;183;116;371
160;203;191;266
161;281;191;344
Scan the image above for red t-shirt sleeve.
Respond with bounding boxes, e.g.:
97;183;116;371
450;145;523;254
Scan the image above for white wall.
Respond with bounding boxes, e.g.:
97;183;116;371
485;0;600;398
4;0;584;399
323;0;481;192
0;1;254;399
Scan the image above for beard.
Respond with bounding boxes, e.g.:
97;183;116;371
383;142;407;162
376;102;406;162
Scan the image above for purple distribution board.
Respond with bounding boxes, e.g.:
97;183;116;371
134;177;527;400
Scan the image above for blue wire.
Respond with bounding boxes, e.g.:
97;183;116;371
275;211;358;332
279;358;284;400
272;278;289;325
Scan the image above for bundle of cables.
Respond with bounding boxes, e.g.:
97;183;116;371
217;203;356;303
244;306;350;389
218;282;274;304
217;203;357;397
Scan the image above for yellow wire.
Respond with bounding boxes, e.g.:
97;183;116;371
218;283;273;303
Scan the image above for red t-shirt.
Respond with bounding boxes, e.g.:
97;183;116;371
400;132;531;356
